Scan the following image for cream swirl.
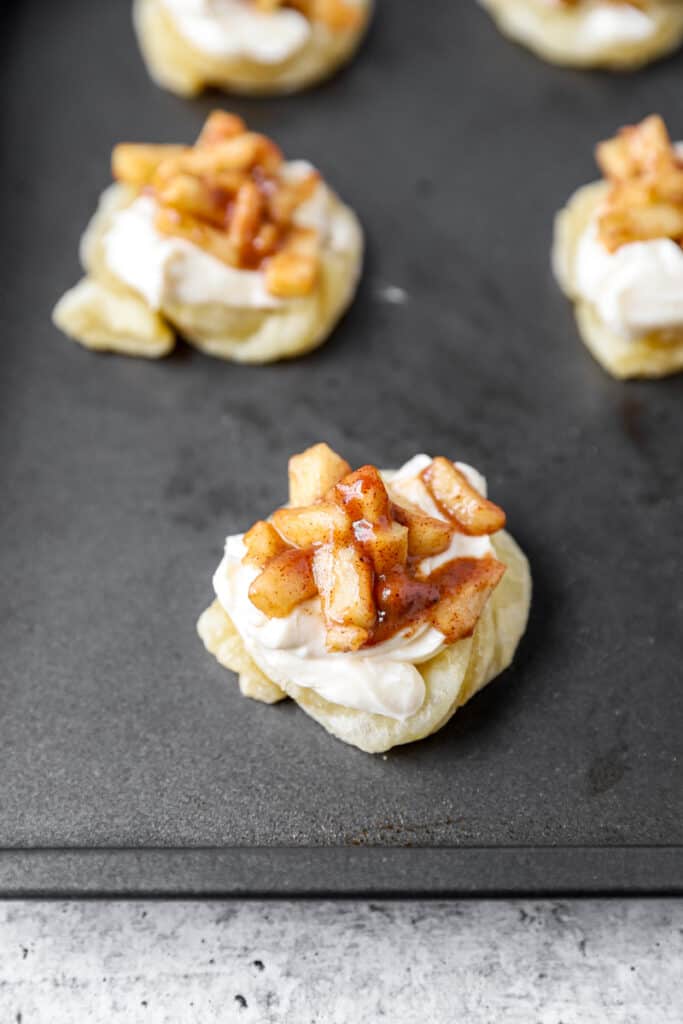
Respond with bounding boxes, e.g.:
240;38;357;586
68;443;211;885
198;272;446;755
160;0;311;63
212;456;495;721
574;218;683;339
565;3;654;48
522;1;656;50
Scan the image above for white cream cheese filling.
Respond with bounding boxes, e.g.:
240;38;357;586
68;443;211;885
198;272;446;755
569;3;654;49
212;455;496;721
515;0;657;51
103;161;352;311
574;218;683;340
160;0;312;63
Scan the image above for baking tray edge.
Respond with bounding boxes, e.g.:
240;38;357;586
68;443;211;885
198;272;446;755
0;846;681;897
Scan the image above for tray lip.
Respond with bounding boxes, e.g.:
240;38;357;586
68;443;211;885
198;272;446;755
1;845;681;897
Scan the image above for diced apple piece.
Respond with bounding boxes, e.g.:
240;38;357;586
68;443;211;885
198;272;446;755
288;443;352;506
196;111;247;147
243;520;290;569
335;465;391;525
157;172;227;226
325;624;370;653
229;181;264;262
268;173;320;225
626;114;671;171
248;549;317;619
656;163;683;205
112;144;188;187
393;505;454;558
265;250;318;298
421;458;506;536
596;134;638;184
430;558;505;643
155;205;237;265
600;201;683;252
597;116;671;182
272;501;350;549
182;132;283;175
354;520;408;575
313;543;376;644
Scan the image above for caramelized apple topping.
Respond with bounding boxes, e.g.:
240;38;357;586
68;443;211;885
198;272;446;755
251;0;365;31
248;548;318;618
421;457;507;536
243;444;507;652
112;110;322;295
595;115;683;253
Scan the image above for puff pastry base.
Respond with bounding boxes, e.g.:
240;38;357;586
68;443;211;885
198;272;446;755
53;183;363;363
134;0;372;96
478;0;683;69
553;180;683;379
197;529;531;754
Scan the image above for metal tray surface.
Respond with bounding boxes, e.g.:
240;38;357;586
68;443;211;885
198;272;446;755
1;0;681;896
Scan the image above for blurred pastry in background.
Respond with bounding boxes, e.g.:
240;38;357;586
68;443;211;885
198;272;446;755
478;0;683;69
53;111;363;363
553;115;683;379
198;443;531;753
134;0;372;96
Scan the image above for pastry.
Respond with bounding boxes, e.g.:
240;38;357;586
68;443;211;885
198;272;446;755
198;443;531;753
553;115;683;379
134;0;372;96
478;0;683;70
53;111;363;362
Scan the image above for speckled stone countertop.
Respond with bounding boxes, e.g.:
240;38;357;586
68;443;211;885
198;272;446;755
0;901;681;1022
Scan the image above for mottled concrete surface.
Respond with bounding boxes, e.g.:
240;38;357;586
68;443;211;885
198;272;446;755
0;901;681;1022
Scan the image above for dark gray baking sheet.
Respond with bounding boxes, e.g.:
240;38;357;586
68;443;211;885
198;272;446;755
1;0;681;896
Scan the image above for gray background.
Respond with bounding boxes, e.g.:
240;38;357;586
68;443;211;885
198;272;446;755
1;900;682;1022
0;0;681;887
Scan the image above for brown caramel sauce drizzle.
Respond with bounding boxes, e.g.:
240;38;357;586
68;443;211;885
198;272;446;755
370;557;496;648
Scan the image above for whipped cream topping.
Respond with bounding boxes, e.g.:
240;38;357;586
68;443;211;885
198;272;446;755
161;0;311;63
574;216;683;340
103;162;353;311
573;4;654;48
212;455;496;721
534;1;656;50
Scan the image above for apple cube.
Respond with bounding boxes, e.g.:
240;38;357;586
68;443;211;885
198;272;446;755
393;506;454;558
421;458;506;536
430;558;505;643
354;520;408;575
248;548;317;618
196;111;247;147
272;501;350;549
242;520;290;569
313;543;376;643
325;624;371;653
112;143;188;187
335;465;390;525
288;443;352;506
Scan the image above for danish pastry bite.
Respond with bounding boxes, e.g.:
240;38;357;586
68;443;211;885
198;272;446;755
198;444;531;753
478;0;683;70
53;111;363;363
553;115;683;379
134;0;372;96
